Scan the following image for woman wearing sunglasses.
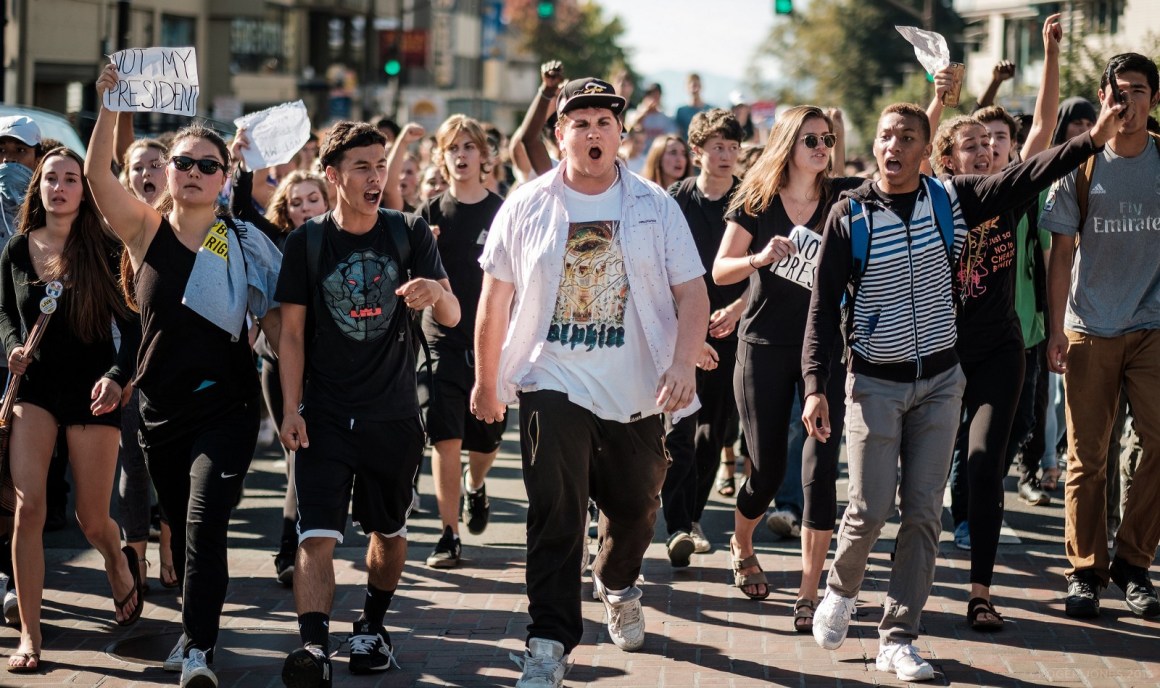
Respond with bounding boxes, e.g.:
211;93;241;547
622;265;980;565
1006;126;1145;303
712;106;856;628
86;63;282;688
0;147;142;673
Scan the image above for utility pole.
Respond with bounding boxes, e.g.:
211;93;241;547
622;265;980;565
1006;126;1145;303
117;0;131;50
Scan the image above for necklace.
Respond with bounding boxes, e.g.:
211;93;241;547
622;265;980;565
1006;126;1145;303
780;193;819;226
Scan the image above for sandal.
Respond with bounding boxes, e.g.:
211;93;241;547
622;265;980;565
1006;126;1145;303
159;559;180;589
967;596;1004;632
7;651;41;673
115;546;144;627
1040;467;1060;491
729;539;770;600
715;474;736;497
138;558;151;596
793;597;815;633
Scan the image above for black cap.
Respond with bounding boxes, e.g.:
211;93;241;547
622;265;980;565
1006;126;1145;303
556;78;627;117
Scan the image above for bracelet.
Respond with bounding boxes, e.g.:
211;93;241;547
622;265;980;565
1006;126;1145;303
539;89;557;101
749;254;759;270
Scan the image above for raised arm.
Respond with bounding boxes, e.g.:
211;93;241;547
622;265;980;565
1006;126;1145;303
513;60;564;177
383;123;425;211
827;108;846;174
975;60;1016;110
1020;14;1063;160
922;66;957;176
85;63;159;255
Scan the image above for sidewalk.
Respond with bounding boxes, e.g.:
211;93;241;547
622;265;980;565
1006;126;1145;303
2;425;1159;687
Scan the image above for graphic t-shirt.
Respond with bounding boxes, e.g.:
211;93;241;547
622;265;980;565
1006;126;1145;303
1039;137;1160;336
275;210;446;421
418;190;504;350
954;207;1022;360
520;179;661;421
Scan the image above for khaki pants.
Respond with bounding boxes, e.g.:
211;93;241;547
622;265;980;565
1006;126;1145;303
1063;328;1160;581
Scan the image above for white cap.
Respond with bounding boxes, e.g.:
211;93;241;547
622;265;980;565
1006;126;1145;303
729;90;749;107
0;116;41;147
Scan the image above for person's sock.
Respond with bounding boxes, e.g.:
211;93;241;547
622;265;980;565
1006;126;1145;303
362;584;395;632
298;612;330;647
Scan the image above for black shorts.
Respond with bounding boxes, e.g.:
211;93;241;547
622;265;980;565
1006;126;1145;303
294;408;424;541
423;345;507;452
16;369;121;428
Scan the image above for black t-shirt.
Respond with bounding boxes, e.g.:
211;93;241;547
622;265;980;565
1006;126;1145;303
727;177;862;347
275;210;447;421
954;204;1024;361
417;190;504;350
133;218;259;415
669;177;746;342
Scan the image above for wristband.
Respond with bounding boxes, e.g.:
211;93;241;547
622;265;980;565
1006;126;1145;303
749;254;759;270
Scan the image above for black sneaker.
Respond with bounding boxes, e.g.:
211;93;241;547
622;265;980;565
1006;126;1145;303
1110;557;1160;618
462;467;490;535
274;550;296;587
348;620;398;674
666;531;695;568
1065;571;1102;619
425;526;461;569
282;643;332;688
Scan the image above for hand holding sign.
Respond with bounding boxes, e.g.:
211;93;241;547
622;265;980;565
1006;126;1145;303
770;226;822;291
103;47;199;117
233;101;312;171
895;26;950;74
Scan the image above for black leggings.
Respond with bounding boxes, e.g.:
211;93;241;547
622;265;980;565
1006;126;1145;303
951;349;1025;587
734;339;845;528
141;394;259;654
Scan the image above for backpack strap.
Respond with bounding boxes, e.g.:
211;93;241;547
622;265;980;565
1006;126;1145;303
848;196;870;287
382;209;412;279
378;210;432;404
1074;154;1096;241
923;176;955;257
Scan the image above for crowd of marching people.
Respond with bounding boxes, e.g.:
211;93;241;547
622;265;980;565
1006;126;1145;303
0;17;1156;687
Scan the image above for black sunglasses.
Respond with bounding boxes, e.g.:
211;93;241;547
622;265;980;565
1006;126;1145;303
802;133;838;149
170;155;226;175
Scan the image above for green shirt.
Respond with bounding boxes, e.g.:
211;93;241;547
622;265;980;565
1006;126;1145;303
1013;190;1052;347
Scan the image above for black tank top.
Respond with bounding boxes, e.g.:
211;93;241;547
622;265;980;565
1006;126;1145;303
133;218;258;414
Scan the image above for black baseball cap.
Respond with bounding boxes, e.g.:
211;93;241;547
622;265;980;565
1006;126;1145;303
556;78;627;117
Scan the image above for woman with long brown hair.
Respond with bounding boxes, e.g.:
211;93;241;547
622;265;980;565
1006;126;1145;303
712;106;854;629
641;134;691;189
0;146;142;673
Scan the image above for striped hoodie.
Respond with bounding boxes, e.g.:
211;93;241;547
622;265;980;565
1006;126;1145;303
802;132;1101;394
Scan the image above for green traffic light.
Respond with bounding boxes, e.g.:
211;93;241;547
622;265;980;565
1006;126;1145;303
384;59;402;77
774;0;792;14
537;1;554;18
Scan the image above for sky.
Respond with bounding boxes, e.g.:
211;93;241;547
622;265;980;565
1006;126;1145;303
612;0;778;103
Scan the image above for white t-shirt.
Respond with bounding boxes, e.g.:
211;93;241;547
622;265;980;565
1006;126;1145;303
520;178;662;421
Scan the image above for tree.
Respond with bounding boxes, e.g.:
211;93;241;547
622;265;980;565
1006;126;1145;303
505;0;635;84
752;0;963;145
1059;25;1160;103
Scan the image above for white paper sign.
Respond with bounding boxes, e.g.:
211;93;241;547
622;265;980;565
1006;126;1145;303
895;26;951;74
233;101;312;171
104;47;199;116
771;225;823;291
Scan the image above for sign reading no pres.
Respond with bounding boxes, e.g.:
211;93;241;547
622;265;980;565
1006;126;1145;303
771;225;823;291
104;47;199;117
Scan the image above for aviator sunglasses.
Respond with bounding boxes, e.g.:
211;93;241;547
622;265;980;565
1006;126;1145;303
169;155;227;175
802;133;838;149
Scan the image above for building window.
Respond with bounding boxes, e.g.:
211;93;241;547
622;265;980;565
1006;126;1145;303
1087;0;1122;34
231;5;290;74
160;14;196;47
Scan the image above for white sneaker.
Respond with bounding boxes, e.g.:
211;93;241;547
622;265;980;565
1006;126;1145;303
593;576;645;652
813;589;857;649
180;648;218;688
876;641;935;682
511;637;570;688
690;522;711;554
766;508;801;538
3;587;18;626
163;634;186;672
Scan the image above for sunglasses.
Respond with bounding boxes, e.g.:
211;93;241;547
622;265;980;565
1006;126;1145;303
170;156;226;175
802;133;838;149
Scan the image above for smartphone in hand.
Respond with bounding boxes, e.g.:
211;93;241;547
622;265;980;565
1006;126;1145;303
1104;63;1127;116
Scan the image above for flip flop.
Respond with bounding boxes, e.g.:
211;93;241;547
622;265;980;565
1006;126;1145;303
115;545;144;627
159;559;180;589
7;651;41;673
967;596;1004;632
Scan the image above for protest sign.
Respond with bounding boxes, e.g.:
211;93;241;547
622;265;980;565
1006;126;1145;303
895;26;951;74
104;47;199;117
233;101;312;171
770;225;823;291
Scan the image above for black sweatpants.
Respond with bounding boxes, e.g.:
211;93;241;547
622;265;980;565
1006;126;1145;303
519;390;668;653
141;393;259;654
1004;341;1048;485
661;338;737;535
734;339;846;529
949;348;1025;587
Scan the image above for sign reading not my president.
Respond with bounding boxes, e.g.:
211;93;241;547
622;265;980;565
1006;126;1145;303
104;47;199;117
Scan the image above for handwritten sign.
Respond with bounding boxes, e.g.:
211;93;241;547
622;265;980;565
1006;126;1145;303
771;225;823;291
105;47;199;117
233;101;312;171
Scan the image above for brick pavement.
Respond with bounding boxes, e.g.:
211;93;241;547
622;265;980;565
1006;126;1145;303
1;430;1158;687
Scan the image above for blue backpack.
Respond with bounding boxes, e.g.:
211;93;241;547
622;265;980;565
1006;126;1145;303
847;175;956;297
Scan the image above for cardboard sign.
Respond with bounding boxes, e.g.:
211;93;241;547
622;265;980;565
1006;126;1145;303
233;100;312;171
104;47;199;116
771;225;823;291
